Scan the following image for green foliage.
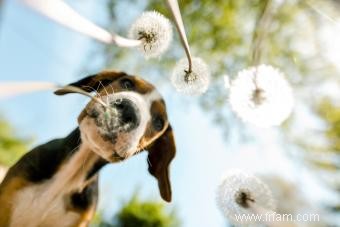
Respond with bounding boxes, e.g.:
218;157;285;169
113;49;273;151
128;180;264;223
97;0;337;133
95;0;340;174
85;0;340;222
114;196;178;227
96;0;340;169
318;98;340;153
0;117;29;166
92;195;179;227
96;0;340;156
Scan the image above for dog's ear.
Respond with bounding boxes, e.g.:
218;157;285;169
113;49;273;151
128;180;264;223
147;125;176;202
54;71;127;95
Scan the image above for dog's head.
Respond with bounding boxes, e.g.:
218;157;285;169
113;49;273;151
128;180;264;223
55;71;176;202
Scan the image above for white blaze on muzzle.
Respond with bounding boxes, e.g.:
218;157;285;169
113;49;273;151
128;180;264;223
93;91;151;158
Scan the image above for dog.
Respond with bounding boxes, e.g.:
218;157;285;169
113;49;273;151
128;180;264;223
0;71;176;227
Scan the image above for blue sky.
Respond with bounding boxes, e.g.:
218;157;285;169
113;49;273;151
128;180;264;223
0;0;338;226
0;1;228;225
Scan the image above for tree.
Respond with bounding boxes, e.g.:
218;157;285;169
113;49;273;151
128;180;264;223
86;0;340;223
92;195;179;227
317;99;340;153
0;117;29;167
84;0;338;138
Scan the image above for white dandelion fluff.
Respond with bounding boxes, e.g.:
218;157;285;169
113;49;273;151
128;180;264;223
171;57;210;95
216;170;276;225
129;11;172;58
229;64;294;127
223;75;231;90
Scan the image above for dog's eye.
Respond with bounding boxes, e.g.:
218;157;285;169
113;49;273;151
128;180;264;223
152;116;164;131
120;78;134;90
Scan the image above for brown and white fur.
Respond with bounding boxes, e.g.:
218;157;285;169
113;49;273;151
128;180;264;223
0;71;176;227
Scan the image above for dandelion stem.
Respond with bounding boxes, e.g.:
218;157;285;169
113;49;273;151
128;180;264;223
305;1;340;27
0;82;57;98
250;0;274;89
60;85;108;108
0;82;108;108
22;0;142;47
166;0;193;73
251;0;273;67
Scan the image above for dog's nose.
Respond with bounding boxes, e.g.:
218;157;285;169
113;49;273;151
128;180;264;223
113;98;140;129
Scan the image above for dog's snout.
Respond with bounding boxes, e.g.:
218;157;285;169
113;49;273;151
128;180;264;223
113;99;140;129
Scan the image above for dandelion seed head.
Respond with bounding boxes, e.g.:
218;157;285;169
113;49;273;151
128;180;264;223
252;88;266;105
216;170;276;225
235;190;253;208
229;64;294;127
171;57;211;95
129;11;172;58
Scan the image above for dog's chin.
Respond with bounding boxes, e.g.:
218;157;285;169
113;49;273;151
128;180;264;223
90;134;136;162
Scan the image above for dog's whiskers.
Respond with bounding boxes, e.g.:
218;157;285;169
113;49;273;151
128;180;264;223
123;149;131;159
82;85;102;98
109;83;115;95
98;81;110;104
147;156;152;167
60;85;108;108
135;146;144;155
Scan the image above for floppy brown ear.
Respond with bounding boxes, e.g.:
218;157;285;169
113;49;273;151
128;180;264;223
54;71;127;95
147;125;176;202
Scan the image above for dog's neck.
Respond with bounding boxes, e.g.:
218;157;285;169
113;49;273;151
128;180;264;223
57;130;108;190
39;128;108;195
51;143;102;193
